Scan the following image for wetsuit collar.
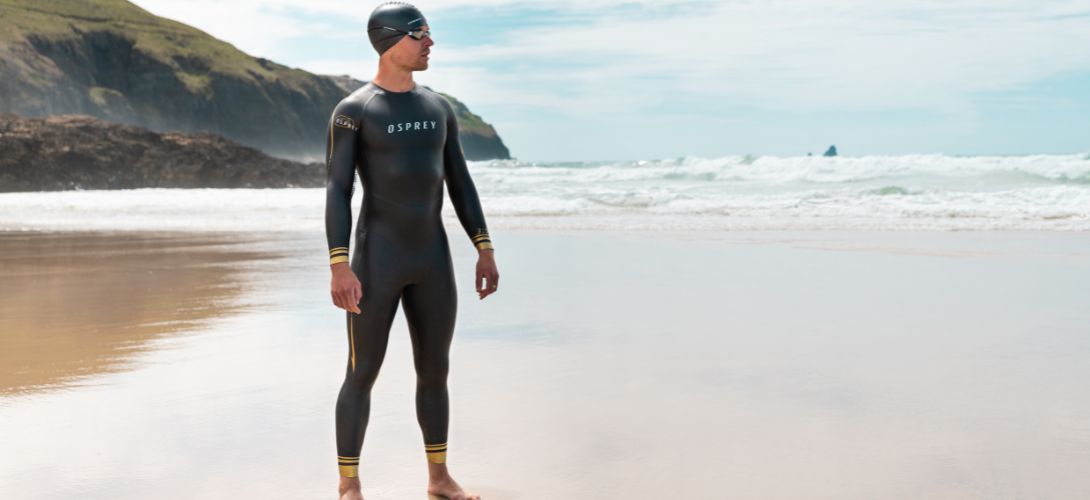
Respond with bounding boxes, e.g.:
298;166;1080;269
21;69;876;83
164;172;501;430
371;81;417;95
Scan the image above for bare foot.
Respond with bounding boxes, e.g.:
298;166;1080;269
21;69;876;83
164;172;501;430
338;476;364;500
428;472;479;500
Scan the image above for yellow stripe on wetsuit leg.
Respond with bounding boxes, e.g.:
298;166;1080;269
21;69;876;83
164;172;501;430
349;314;356;372
425;442;447;464
338;455;359;477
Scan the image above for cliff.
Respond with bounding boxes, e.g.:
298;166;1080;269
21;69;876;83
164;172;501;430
0;0;511;160
0;113;322;191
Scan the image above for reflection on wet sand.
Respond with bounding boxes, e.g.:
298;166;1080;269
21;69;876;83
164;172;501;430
0;231;278;396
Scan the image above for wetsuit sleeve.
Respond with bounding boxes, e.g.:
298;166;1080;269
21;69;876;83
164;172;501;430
325;101;363;265
441;99;492;251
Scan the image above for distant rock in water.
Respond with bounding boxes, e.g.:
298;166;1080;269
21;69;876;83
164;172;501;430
0;1;511;161
0;114;322;192
823;145;838;157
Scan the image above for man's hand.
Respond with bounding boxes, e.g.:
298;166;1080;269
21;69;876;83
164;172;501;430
331;262;362;313
476;249;499;300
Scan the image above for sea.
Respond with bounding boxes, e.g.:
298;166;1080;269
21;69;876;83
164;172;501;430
1;153;1089;231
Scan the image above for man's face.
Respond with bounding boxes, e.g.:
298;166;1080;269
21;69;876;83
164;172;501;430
384;25;433;72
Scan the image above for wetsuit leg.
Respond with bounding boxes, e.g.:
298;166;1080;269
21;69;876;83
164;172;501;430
334;250;404;478
401;251;457;464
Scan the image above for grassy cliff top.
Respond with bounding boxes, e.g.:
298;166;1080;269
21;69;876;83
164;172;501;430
0;0;318;93
438;92;498;138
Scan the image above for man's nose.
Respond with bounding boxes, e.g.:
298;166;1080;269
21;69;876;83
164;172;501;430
424;36;434;47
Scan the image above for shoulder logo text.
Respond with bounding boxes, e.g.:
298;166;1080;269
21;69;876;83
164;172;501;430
334;115;359;131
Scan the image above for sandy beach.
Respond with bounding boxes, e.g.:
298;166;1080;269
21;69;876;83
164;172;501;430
0;231;282;395
1;228;1088;499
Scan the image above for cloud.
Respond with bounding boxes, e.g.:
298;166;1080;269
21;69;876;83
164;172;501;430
127;1;1090;159
129;0;314;57
426;1;1090;116
132;0;1090;115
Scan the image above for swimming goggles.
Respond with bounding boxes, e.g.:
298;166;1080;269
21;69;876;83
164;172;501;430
370;26;431;41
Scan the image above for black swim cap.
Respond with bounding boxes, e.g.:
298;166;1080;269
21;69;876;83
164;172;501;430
368;2;428;55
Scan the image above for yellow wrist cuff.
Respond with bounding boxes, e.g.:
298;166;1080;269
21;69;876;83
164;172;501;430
329;246;349;265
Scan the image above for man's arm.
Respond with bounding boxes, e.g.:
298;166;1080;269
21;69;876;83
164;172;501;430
440;98;499;299
441;100;492;251
325;101;363;312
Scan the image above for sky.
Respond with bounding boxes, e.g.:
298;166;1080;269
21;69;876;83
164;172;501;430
128;0;1090;162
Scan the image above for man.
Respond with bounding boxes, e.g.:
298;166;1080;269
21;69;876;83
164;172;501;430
324;3;498;499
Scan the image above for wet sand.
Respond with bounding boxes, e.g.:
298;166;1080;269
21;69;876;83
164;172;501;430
1;229;1089;499
0;231;282;395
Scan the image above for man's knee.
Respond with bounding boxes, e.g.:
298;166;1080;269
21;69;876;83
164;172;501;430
414;358;449;387
344;362;383;390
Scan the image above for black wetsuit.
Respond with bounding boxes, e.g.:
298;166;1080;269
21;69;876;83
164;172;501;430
324;81;492;478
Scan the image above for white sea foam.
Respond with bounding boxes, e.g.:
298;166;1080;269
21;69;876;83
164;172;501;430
2;154;1088;231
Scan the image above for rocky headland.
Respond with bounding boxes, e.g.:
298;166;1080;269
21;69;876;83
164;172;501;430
0;113;322;191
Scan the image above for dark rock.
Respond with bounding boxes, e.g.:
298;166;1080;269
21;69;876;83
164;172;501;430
0;113;323;192
823;145;838;157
